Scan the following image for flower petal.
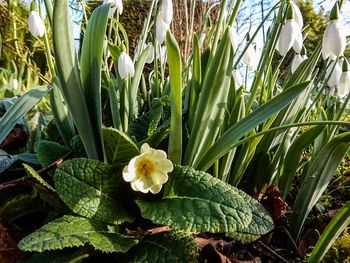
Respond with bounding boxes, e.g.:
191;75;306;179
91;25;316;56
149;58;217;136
123;165;137;182
149;184;162;194
152;170;168;185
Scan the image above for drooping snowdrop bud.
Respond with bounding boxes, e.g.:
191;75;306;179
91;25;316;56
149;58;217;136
291;54;305;73
338;59;350;97
145;42;154;64
159;45;167;64
103;0;123;17
322;4;346;60
327;62;342;87
290;1;303;29
229;27;239;52
276;19;300;56
232;69;243;89
118;52;135;80
242;43;256;67
159;0;173;25
28;11;45;38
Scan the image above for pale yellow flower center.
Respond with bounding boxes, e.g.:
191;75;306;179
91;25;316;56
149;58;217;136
136;158;155;177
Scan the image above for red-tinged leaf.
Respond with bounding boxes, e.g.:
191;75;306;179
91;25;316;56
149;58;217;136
259;185;288;223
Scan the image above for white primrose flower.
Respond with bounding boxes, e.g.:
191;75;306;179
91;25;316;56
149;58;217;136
103;0;123;17
291;54;306;73
290;1;303;29
28;11;45;38
276;19;301;56
327;62;342;88
123;143;173;194
118;52;135;80
232;69;243;89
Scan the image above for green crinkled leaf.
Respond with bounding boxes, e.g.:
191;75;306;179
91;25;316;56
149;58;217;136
103;127;139;165
24;250;89;263
70;135;88;158
137;166;273;243
18;215;139;253
124;232;198;263
54;158;134;225
128;98;165;141
24;164;55;192
35;140;70;167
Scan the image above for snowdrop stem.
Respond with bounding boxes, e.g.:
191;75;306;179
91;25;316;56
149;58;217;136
212;0;228;53
330;2;339;20
43;30;55;78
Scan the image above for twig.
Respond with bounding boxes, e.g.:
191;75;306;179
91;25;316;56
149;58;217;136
257;241;290;263
124;226;172;237
37;151;72;175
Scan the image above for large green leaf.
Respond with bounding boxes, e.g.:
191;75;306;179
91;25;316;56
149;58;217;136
308;201;350;263
18;215;139;253
35;140;71;167
124;232;198;263
196;81;311;170
24;164;55;192
53;0;100;160
80;4;109;162
54;158;134;224
166;30;182;164
103;127;139;165
290;132;350;241
0;86;50;144
137;165;273;243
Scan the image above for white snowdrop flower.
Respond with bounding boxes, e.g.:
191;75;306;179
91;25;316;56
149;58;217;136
276;19;301;56
159;0;173;25
9;79;19;90
103;0;123;17
232;69;243;89
159;45;167;64
322;19;346;60
291;54;305;73
118;52;135;80
292;30;303;53
123;143;173;194
242;43;256;67
229;27;239;52
156;15;170;44
338;60;350;98
327;62;342;87
145;42;154;64
28;11;45;38
290;1;303;29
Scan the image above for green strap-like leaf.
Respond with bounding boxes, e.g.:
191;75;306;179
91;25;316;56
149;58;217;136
54;158;134;224
166;30;182;164
80;4;110;162
137;165;273;243
53;0;100;160
103;127;139;164
290;132;350;241
124;232;198;263
196;81;311;170
18;215;139;253
0;86;50;144
308;201;350;263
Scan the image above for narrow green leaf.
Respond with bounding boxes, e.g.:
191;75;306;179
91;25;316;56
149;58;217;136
290;132;350;241
53;0;99;160
54;158;134;224
103;127;139;165
308;201;350;263
166;31;182;164
124;232;198;263
196;81;311;170
80;4;109;161
0;85;50;144
18;215;139;253
279;126;325;198
137;165;273;243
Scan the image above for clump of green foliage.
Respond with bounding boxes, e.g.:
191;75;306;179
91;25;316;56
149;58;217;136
324;228;350;262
